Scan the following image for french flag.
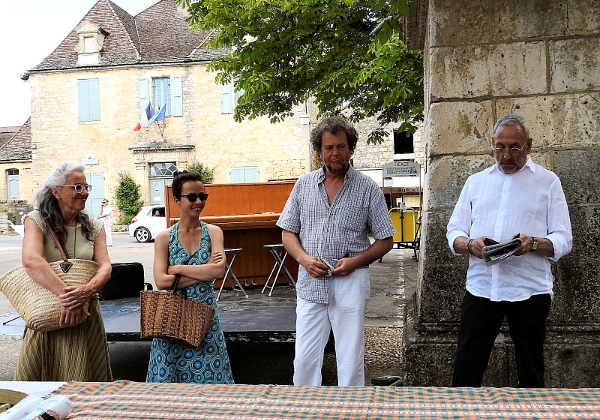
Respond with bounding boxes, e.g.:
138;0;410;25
147;103;166;125
134;102;155;131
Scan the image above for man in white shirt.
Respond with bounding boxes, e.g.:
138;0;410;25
446;114;572;387
99;198;113;246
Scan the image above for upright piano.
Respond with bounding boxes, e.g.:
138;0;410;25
165;181;299;287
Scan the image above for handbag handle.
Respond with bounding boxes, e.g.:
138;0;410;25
46;221;73;273
169;253;192;295
170;275;187;297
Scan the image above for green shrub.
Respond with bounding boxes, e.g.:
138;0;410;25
115;172;143;223
186;161;215;184
120;214;134;225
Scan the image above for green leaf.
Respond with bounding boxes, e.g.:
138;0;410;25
181;0;422;139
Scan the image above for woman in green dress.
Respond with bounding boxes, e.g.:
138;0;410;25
15;162;113;381
146;170;234;384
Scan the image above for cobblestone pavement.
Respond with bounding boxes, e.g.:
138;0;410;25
0;232;418;385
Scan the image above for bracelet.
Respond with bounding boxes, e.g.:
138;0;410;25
467;239;474;255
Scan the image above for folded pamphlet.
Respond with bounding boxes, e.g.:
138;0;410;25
482;236;522;266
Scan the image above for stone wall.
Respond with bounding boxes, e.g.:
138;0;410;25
353;116;395;169
403;0;600;387
25;64;397;206
28;64;310;204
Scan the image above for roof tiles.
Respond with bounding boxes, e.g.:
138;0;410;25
0;118;32;162
31;0;221;72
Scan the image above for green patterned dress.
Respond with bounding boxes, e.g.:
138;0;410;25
146;221;234;384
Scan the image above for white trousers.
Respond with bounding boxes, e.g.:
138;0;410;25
103;223;112;246
293;268;370;386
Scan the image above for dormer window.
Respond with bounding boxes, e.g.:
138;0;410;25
84;36;95;53
74;21;107;66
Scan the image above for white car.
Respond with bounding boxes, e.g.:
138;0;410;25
129;205;166;243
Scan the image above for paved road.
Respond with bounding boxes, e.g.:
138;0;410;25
0;232;155;315
0;232;413;384
0;233;159;382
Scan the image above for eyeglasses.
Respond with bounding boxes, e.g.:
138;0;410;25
59;184;92;193
492;141;529;156
181;192;209;202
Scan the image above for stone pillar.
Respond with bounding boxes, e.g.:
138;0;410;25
402;0;600;387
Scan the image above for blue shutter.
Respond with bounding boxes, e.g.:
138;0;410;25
231;166;258;182
78;80;90;121
138;78;149;116
7;175;19;200
171;75;182;117
88;78;100;121
221;84;232;114
84;173;104;217
230;167;245;182
245;166;259;182
78;79;100;121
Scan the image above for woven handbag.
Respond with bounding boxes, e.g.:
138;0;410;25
140;275;214;348
0;223;98;332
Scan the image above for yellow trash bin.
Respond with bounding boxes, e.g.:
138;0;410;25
389;208;418;243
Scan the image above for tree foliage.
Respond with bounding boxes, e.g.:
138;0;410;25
178;0;423;144
186;161;215;184
115;172;143;224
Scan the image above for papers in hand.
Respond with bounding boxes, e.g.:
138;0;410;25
482;236;523;266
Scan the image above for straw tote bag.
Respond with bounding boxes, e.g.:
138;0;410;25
0;222;98;332
140;275;214;348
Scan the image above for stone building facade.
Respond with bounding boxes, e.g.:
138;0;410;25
403;0;600;387
18;0;311;217
3;0;400;218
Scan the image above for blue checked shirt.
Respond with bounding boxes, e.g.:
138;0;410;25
277;166;395;303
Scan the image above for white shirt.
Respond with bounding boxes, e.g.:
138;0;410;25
101;204;113;226
447;156;572;302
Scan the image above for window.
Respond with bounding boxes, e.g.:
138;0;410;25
150;162;178;177
78;78;100;122
153;78;172;116
221;82;244;114
84;36;95;53
138;76;182;118
230;166;259;182
394;130;414;154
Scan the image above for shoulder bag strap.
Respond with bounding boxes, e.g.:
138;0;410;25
46;221;73;273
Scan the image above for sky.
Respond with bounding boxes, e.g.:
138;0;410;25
0;0;152;128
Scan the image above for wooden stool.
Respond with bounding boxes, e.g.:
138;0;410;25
216;248;248;301
262;244;296;297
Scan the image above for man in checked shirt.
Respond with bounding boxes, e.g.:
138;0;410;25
277;116;395;386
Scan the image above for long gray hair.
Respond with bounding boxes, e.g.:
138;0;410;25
35;162;95;246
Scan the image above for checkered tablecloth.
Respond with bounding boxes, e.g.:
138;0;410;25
53;380;600;419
